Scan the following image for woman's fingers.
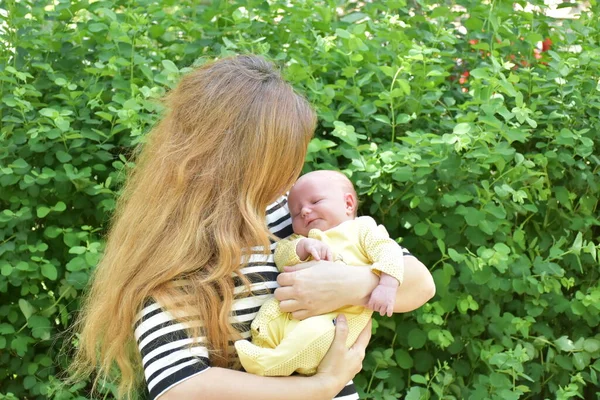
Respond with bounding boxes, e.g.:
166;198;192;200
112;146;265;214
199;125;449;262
277;299;302;313
291;309;310;321
333;314;349;345
351;319;372;357
276;271;295;287
273;286;295;302
282;264;313;273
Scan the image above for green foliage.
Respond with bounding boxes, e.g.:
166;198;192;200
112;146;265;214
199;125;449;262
1;0;599;399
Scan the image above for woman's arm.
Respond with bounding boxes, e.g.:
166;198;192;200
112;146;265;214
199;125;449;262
274;256;435;320
160;316;371;400
162;368;334;400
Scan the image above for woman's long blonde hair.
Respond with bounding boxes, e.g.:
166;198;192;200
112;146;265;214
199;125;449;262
71;55;316;397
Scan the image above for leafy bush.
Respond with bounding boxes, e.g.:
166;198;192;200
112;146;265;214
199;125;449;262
0;0;598;399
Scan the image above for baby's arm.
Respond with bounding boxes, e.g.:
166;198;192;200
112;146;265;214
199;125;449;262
367;273;399;317
358;217;405;317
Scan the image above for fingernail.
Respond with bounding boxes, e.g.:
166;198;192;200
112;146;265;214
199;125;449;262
338;314;346;322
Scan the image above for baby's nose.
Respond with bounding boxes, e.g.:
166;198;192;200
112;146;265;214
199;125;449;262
301;207;310;217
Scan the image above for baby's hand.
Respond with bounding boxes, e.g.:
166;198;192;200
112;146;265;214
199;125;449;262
297;238;333;261
367;283;396;317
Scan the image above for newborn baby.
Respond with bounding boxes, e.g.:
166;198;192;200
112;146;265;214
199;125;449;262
235;170;405;376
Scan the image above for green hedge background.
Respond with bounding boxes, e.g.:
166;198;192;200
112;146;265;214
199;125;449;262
1;0;599;399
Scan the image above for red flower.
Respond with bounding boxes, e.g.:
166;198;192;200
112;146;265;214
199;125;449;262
469;39;479;45
461;71;470;77
542;38;552;52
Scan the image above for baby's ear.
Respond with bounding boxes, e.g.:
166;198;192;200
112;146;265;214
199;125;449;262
344;193;357;215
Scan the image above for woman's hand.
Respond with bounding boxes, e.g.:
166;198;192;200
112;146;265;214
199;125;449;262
314;314;372;392
274;261;377;320
275;256;436;319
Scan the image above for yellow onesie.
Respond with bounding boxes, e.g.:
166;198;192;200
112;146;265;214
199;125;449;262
234;216;405;376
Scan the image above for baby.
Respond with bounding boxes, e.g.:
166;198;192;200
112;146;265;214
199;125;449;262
234;170;405;376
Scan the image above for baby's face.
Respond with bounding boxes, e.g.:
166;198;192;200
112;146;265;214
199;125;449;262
288;174;355;237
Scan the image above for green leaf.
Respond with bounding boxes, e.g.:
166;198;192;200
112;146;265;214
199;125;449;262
335;28;351;39
1;262;12;276
44;226;63;238
88;23;108;32
555;336;575;352
373;114;391;124
37;207;51;218
27;315;52;340
162;60;179;73
54;201;67;212
405;387;426;400
395;349;414;369
23;375;37;390
39;108;59;118
573;352;591;370
0;323;15;334
414;222;428;236
554;186;573;210
379;66;396;77
55;117;70;132
222;37;238;49
69;246;87;255
407;328;427;349
453;123;472;135
11;336;32;357
41;264;58;280
66;257;87;271
19;299;35;320
396;79;411;95
56;150;72;163
469;68;490;79
374;370;391;379
448;248;465;263
11;158;29;169
340;12;368;23
583;339;600;353
571;232;583;253
411;374;428;384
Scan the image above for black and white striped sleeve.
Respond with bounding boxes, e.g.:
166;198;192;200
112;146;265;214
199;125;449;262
134;302;209;400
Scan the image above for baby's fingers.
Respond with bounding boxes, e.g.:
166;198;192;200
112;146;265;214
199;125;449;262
326;248;333;261
367;297;376;311
386;303;394;317
309;247;321;261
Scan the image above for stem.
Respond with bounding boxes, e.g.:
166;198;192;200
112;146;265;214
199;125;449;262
390;67;403;143
366;362;379;394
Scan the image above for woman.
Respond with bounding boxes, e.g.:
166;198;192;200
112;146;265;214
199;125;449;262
72;55;435;400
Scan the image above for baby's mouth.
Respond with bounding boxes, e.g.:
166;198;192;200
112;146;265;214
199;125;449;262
306;218;319;227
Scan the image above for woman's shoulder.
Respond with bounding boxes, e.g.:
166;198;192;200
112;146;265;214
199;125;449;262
266;195;293;239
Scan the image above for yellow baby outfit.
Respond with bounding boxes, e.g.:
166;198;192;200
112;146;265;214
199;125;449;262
234;216;404;376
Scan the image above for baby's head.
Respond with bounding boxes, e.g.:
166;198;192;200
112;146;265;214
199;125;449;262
288;170;357;236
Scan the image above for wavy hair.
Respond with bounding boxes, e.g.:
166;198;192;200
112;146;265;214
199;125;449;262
70;55;316;397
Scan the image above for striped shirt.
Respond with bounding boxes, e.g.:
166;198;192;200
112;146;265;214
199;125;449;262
134;196;360;399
